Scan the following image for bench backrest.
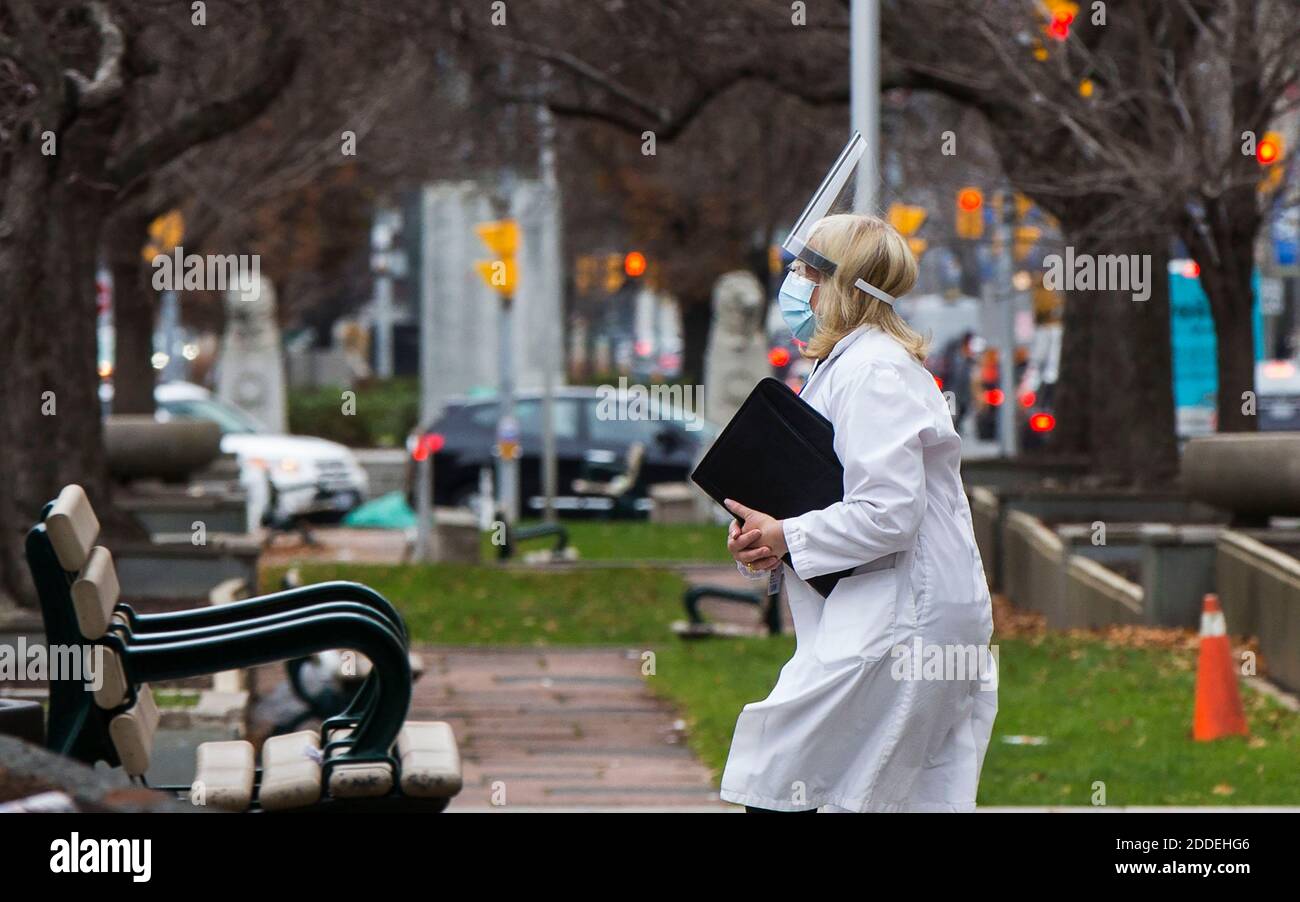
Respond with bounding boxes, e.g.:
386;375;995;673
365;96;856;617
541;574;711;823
27;484;157;774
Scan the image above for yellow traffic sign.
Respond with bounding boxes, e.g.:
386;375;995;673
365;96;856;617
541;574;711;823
474;259;517;295
475;220;519;256
888;204;927;238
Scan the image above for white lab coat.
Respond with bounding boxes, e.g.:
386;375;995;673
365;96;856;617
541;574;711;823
719;325;997;812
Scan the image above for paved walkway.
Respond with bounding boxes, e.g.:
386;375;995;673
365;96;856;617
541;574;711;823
410;645;734;811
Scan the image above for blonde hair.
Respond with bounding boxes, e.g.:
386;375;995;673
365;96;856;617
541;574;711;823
800;214;928;363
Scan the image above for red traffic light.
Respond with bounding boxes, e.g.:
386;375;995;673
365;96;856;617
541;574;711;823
768;347;791;368
1047;9;1075;41
984;388;1005;406
1257;138;1281;165
623;251;647;278
958;188;984;213
1029;412;1056;433
1020;390;1037;408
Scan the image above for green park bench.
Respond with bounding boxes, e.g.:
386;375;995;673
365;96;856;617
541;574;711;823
25;484;462;812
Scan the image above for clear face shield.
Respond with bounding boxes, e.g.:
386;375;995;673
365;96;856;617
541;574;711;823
780;131;897;309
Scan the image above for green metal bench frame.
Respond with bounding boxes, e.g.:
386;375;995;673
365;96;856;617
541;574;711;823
26;499;413;791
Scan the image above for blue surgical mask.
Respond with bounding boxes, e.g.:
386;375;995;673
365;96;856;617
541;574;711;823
779;270;817;343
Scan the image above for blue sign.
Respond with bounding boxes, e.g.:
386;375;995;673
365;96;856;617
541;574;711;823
1169;267;1265;411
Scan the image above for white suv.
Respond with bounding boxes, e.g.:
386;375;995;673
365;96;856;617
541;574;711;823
154;382;369;525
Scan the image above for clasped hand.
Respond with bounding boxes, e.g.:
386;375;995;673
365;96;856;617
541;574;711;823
724;499;787;572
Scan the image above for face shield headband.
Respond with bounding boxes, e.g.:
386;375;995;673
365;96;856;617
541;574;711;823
782;131;899;310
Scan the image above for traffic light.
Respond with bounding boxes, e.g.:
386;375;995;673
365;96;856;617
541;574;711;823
1257;132;1283;165
1043;0;1077;41
603;253;624;293
142;209;185;261
474;219;519;297
1258;131;1285;194
1014;226;1041;262
956;188;984;240
623;251;647;278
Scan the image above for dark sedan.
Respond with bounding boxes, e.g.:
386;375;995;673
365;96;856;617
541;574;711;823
406;388;717;517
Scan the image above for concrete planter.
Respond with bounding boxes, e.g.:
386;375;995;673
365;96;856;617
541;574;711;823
1185;433;1300;520
104;416;222;482
112;535;261;600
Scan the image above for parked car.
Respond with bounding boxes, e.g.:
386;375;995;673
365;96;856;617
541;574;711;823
1257;359;1300;431
154;382;369;523
406;387;717;517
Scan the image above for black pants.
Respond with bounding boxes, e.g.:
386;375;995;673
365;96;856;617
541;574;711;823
745;805;817;814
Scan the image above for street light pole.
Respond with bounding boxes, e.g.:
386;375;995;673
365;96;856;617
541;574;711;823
370;207;401;380
537;94;561;524
851;0;881;214
994;192;1020;458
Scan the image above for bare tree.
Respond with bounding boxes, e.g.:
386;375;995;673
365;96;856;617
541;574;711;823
0;0;301;605
471;0;1299;485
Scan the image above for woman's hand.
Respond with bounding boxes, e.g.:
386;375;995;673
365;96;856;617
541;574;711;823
725;499;787;572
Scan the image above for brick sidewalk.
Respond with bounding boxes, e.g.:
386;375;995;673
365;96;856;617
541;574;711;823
411;645;734;811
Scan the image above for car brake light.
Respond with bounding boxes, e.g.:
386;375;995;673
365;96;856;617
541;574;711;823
1029;412;1056;432
1020;390;1036;408
412;433;445;461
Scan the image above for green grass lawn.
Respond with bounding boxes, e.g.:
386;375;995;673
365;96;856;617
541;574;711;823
262;561;1300;805
651;633;1300;806
262;562;686;645
479;520;731;563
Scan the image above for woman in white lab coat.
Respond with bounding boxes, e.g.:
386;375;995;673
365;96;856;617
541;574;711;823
721;214;998;813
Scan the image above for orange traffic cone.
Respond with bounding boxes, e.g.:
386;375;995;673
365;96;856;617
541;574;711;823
1192;594;1249;741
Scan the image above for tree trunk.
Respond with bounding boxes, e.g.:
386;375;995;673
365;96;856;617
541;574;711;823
105;205;158;415
1051;216;1179;486
679;295;712;385
0;128;121;605
1183;197;1259;434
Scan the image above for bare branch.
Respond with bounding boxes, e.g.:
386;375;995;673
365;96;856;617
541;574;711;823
65;1;124;110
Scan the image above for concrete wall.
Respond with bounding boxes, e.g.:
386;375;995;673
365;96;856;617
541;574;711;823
354;448;408;499
970;486;1000;590
1065;555;1144;629
1217;531;1300;693
1003;511;1065;624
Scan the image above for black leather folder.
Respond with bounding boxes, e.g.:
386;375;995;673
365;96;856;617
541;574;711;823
691;377;856;598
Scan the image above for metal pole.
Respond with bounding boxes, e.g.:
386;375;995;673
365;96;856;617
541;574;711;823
371;212;396;380
537;98;560;524
416;452;433;562
851;0;881;214
995;193;1019;458
415;188;437;562
160;289;183;382
497;294;520;524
